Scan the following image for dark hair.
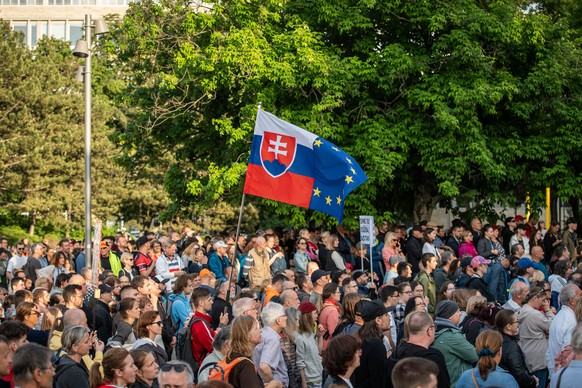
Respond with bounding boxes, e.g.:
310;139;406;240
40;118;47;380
49;293;64;307
191;287;211;308
0;320;28;342
494;309;516;333
391;357;439;388
380;285;398;303
357;319;384;342
10;277;24;288
436;281;454;305
129;349;152;382
55;273;71;288
119;297;138;319
322;283;338;300
15;302;36;322
272;273;287;285
322;334;361;376
296;273;310;290
554;260;572;278
90;348;131;388
63;284;83;304
173;274;191;294
396;261;410;276
404;296;423;317
13;343;52;384
420;253;435;268
422;228;435;244
137;310;159;338
131;275;149;290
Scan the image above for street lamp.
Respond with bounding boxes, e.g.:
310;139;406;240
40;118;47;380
72;14;108;268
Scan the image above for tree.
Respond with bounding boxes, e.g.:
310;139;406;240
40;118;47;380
107;0;582;226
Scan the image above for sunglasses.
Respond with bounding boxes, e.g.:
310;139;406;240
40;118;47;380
160;364;190;373
151;321;163;326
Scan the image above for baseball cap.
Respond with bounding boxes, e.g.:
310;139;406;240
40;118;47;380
505;217;515;223
199;269;212;279
311;269;331;283
98;283;114;294
213;240;228;249
470;256;491;269
517;257;534;269
136;236;151;247
100;241;108;249
427;221;438;228
514;215;524;222
460;256;473;269
361;300;394;322
351;270;366;281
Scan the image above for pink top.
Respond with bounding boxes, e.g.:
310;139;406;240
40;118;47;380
318;301;340;350
458;242;478;258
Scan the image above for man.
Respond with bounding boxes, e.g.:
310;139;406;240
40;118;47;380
484;255;510;304
380;285;400;349
433;251;454;291
503;281;529;312
525;215;539;239
131;275;152;298
98;241;122;276
208;241;231;281
415;254;437;314
513;257;535;288
190;288;228;366
502;217;517;254
341;277;358;295
309;270;330;309
197;269;215;293
353;299;391;387
247;237;275;290
280;289;300;309
114;235;130;257
232;297;259;319
392;311;450;388
445;225;463;257
0;321;28;388
263;273;285;306
6;242;27;281
135;236;156;277
92;284;114;344
157;361;194;388
531;246;549;279
252;302;288;386
352;270;377;299
547;283;582;379
391;357;439;388
562;217;578;262
0;239;11;260
12;343;54;388
510;224;530;255
519;286;555;388
470;217;482;247
234;234;247;258
23;243;44;285
393;261;412;286
551;323;582;388
10;278;25;294
432;300;478;387
296;273;312;303
155;241;186;292
465;256;494;302
406;226;423;275
62;284;84;312
210;281;234;330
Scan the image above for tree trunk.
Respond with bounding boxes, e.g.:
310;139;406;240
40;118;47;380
29;214;36;236
413;188;444;223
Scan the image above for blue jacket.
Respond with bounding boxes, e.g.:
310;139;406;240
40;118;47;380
208;251;230;281
169;293;192;333
484;262;509;304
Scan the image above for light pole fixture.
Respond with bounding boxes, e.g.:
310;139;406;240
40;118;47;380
72;14;108;268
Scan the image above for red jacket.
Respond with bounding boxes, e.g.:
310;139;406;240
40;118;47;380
190;311;215;361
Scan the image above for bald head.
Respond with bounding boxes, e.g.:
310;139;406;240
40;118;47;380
63;308;88;328
280;290;299;308
531;246;543;261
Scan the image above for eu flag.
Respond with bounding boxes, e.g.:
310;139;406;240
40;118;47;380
243;109;367;223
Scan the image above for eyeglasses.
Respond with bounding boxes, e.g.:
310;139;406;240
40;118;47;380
160;364;190;373
510;320;519;325
298;242;307;245
40;365;55;372
29;311;41;316
151;321;163;326
544;288;551;292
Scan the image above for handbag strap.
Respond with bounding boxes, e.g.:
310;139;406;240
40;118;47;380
556;365;569;388
470;368;479;388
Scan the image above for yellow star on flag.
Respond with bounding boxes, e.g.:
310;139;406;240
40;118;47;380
345;175;354;184
336;196;342;205
314;139;323;147
325;196;332;205
313;187;321;197
350;167;356;175
346;157;352;164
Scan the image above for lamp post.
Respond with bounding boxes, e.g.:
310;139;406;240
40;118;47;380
73;14;108;268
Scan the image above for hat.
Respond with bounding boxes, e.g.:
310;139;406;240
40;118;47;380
99;283;114;294
419;220;428;227
427;221;438;228
136;236;151;247
352;270;366;281
470;256;491;269
412;225;423;232
361;300;393;322
345;263;354;271
460;256;473;269
311;269;331;283
100;241;108;249
199;269;212;279
389;255;404;266
517;257;534;269
435;300;460;320
567;217;578;225
514;215;525;222
298;301;317;314
213;240;228;249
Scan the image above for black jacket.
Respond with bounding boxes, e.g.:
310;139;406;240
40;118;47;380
392;342;450;388
352;338;387;388
92;299;113;344
55;354;90;388
465;275;495;302
499;332;537;388
406;237;423;273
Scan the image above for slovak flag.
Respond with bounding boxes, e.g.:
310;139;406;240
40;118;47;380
243;108;367;223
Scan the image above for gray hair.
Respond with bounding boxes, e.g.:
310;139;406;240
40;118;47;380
280;290;298;305
158;361;194;386
61;325;89;354
509;281;527;297
232;297;255;318
13;343;52;384
560;283;579;306
212;326;231;352
261;302;285;327
32;242;44;254
572;323;582;353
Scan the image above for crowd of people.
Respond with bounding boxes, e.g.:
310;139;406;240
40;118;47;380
0;214;579;388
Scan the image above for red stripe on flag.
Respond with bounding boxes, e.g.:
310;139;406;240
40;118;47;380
244;163;314;208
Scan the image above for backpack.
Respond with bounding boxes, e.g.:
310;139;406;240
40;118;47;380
208;356;255;382
162;298;177;343
175;317;206;382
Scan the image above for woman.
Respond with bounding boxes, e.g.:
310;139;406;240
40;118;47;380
490;226;506;262
456;330;518;388
477;224;500;261
318;283;341;350
436;281;455;305
129;349;160;388
132;310;168;367
280;307;301;388
421;228;441;259
150;240;163;261
323;235;346;275
298;228;318;262
41;306;62;330
119;253;138;280
108;298;140;348
296;302;323;388
394;282;412;331
51;251;70;283
529;229;544;251
549;260;572;309
334;292;363;335
188;249;208;274
495;309;538;387
458;230;478;258
322;334;361;388
397;296;426;343
54;325;94;388
463;296;495;346
169;275;194;331
381;232;402;273
15;301;49;346
223;315;280;388
90;347;138;388
410;281;429;307
543;221;562;262
293;238;311;274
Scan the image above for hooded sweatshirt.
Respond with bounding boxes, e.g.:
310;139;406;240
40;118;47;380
54;354;90;388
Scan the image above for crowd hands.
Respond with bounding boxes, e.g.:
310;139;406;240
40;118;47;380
0;215;579;388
